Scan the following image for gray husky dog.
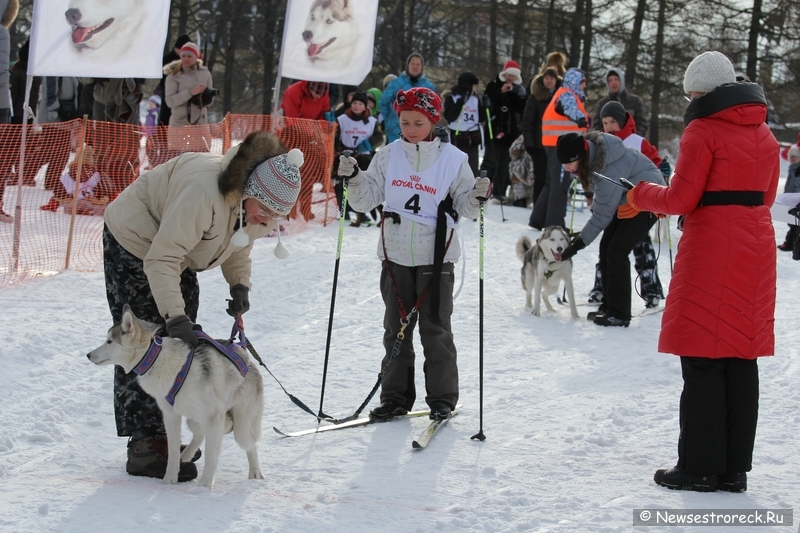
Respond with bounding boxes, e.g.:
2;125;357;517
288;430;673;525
87;305;264;489
515;227;579;319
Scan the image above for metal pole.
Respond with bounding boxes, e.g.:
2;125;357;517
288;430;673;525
471;170;488;442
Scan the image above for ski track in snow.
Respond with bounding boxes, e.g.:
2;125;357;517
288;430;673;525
1;161;798;532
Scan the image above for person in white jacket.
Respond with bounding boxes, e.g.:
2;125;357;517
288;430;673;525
338;87;491;421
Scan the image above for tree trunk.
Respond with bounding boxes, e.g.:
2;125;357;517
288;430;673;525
649;0;667;147
178;0;190;36
545;0;556;56
746;0;762;82
222;1;241;114
490;0;498;69
511;0;528;65
580;0;592;73
569;0;584;69
625;0;647;90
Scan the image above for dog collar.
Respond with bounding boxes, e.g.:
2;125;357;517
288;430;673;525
543;269;555;279
132;335;164;376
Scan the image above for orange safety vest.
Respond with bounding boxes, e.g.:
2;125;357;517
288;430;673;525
541;87;588;147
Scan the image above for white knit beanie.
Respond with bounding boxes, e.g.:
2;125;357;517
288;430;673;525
242;149;304;216
683;51;736;94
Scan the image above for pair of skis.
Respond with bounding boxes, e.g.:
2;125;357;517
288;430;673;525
273;405;461;450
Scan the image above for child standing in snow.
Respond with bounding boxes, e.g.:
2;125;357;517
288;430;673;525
778;146;800;251
144;95;161;136
337;87;490;421
585;101;667;308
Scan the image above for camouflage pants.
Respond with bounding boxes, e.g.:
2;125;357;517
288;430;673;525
103;225;199;437
590;234;665;300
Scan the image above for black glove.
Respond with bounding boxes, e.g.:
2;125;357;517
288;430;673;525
560;237;586;261
166;315;199;347
659;159;671;180
576;117;588;129
789;203;800;218
227;283;250;317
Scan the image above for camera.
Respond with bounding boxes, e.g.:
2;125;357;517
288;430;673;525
190;87;219;108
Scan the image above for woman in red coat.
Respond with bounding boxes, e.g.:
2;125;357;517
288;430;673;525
627;51;780;493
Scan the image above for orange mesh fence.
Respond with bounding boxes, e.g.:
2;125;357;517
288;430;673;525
0;115;338;288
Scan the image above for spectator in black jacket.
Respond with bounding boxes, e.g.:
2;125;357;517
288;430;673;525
481;60;527;202
521;67;561;206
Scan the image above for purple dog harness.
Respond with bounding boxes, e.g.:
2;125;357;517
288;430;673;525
132;316;249;406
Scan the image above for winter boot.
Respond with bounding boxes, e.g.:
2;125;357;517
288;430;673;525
593;314;630;327
718;472;747;493
126;435;198;482
429;402;453;421
644;296;660;309
350;213;363;227
587;291;604;304
369;400;408;421
654;466;718;492
778;242;793;251
40;198;61;211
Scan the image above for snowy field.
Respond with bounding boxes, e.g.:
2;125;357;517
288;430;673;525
1;172;799;532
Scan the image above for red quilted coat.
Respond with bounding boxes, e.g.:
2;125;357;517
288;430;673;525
631;83;779;359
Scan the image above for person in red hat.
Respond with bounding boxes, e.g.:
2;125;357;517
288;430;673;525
337;87;490;423
481;59;527;202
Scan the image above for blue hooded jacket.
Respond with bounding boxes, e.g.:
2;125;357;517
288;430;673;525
380;71;436;143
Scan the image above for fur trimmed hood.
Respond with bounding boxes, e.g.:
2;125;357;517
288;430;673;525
218;131;287;204
0;0;18;28
164;58;206;77
584;130;607;172
529;72;561;101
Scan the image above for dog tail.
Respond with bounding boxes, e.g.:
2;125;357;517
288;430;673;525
515;236;532;261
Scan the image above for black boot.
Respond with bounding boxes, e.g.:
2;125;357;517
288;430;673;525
369;400;408;421
126;435;198;482
654;466;718;492
718;472;747;492
593;314;630;327
429;402;453;421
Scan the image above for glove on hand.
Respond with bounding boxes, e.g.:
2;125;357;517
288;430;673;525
789;203;800;218
226;283;250;317
618;189;641;219
471;176;492;201
166;315;199;347
337;154;359;179
576;117;588;129
561;238;586;261
658;159;671;180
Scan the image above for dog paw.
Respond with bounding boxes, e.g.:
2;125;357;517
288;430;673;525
197;476;215;489
163;473;178;485
531;308;541;316
249;469;264;480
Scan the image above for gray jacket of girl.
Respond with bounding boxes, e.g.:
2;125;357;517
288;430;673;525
579;131;665;245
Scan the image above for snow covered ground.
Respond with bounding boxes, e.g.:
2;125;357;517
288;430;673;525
1;179;799;532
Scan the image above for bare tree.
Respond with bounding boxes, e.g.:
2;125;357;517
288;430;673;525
625;0;647;90
649;0;668;147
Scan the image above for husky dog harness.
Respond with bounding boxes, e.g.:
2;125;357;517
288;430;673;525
133;316;249;406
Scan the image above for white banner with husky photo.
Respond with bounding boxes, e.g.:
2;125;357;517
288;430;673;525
28;0;170;78
278;0;379;85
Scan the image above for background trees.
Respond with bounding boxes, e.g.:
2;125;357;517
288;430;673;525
9;0;800;144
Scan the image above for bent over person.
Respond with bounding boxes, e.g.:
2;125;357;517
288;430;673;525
627;51;779;493
338;87;490;421
102;131;302;481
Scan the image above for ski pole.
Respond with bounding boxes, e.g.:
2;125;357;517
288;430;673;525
471;170;488;442
317;150;352;422
592;171;634;191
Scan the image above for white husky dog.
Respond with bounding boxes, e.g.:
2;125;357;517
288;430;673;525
302;0;358;62
87;305;264;489
65;0;148;55
515;227;579;319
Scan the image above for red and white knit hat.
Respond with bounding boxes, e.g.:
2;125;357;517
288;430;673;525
500;60;523;85
393;87;442;124
180;42;201;59
243;149;304;216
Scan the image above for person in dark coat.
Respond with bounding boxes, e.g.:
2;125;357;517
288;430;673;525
480;60;527;202
590;68;648;137
521;67;561;207
628;51;780;493
443;71;484;175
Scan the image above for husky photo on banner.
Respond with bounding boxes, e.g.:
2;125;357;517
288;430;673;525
279;0;379;86
28;0;170;78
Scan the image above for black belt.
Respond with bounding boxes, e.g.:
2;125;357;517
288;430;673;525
701;191;764;206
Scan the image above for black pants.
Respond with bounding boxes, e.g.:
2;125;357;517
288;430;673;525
529;146;571;229
525;146;548;205
451;129;481;176
103;226;199;437
379;261;458;411
677;357;759;474
590;234;664;301
598;212;656;320
480;135;512;199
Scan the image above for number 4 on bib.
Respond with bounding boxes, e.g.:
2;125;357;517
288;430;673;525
404;194;421;214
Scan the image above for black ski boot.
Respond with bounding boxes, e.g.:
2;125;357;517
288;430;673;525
654;466;718;492
429;402;453;421
369;400;408;421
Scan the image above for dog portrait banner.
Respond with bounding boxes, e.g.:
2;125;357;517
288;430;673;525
28;0;171;78
278;0;379;85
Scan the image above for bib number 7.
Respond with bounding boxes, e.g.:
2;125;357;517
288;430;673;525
404;194;421;214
